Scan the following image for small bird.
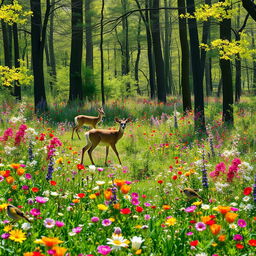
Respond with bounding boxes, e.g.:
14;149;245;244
6;204;32;223
182;188;203;201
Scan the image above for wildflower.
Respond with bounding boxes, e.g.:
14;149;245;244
107;233;130;251
243;187;252;195
218;235;226;242
88;165;96;173
72;227;82;233
1;233;10;239
25;173;32;179
30;208;41;216
237;219;247;228
195;222;206;232
55;221;65;227
102;219;112;227
91;217;99;223
120;185;131;194
136;206;144;213
35;237;64;247
217;206;231;214
77;164;85;170
185;206;197;213
113;227;122;234
144;214;151;220
120;208;131;214
248;239;256;246
44;218;55;228
9;229;26;243
21;223;31;231
165;216;176;226
98;204;108;211
130;236;144;250
186;232;194;236
190;240;199;246
50;247;67;256
236;243;244;249
131;197;140;206
104;190;112;200
225;212;238;223
97;245;112;255
201;204;210;210
36;196;49;204
233;234;243;241
210;224;221;235
162;205;171;210
32;187;39;193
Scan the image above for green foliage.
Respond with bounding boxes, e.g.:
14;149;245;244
82;66;98;100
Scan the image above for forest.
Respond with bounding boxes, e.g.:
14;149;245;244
0;1;256;256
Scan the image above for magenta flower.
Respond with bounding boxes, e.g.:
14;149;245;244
144;214;151;220
131;193;139;198
233;234;243;241
35;196;48;204
72;226;83;233
102;219;112;227
184;205;197;213
22;185;29;190
186;232;194;236
30;208;41;216
0;176;4;182
97;245;111;255
195;222;206;232
91;217;99;223
144;202;151;207
25;173;32;179
55;221;65;227
237;219;247;228
97;168;104;172
131;198;140;206
1;233;10;239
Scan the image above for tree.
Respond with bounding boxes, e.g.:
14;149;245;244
134;15;141;95
178;0;191;113
85;0;93;69
69;0;83;102
100;0;105;106
150;0;166;103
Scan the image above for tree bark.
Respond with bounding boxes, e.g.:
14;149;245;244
242;0;256;22
186;0;205;131
134;15;141;95
150;0;166;103
69;0;83;102
1;20;12;67
252;30;256;95
85;0;93;69
178;0;191;113
164;0;170;94
100;0;105;105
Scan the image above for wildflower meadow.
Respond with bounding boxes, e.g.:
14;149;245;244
0;98;256;256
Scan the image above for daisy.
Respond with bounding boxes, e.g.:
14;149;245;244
107;234;130;251
9;229;26;243
130;236;144;250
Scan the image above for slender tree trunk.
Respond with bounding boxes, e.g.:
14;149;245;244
186;0;205;131
178;0;191;113
150;0;166;103
252;30;256;95
30;0;48;112
1;20;12;67
13;23;21;100
85;0;93;69
114;44;117;77
219;0;233;125
100;0;105;105
69;0;83;102
134;15;141;95
164;0;170;94
235;34;242;103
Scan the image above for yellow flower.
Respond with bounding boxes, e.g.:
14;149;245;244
34;237;63;247
4;225;13;232
55;157;63;164
135;249;142;255
135;225;142;229
0;203;8;211
192;201;202;206
72;199;80;203
89;194;96;199
165;217;177;226
97;204;108;211
109;218;115;222
9;229;26;243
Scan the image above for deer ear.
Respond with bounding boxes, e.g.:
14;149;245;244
115;118;120;123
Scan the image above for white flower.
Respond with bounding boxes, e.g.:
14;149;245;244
130;236;144;250
68;232;76;236
50;192;59;196
92;186;100;191
201;204;210;210
4;146;16;155
107;234;129;251
229;223;238;230
21;222;31;231
195;253;208;256
243;196;250;202
96;181;105;186
42;190;50;197
88;165;96;173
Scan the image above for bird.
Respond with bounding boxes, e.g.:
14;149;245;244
6;204;32;223
182;188;203;201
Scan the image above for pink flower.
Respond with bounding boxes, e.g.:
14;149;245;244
25;173;32;179
44;218;55;228
237;219;247;228
102;219;112;226
97;245;111;255
131;198;140;206
30;208;41;216
184;206;197;213
233;234;243;241
35;196;48;204
55;221;65;227
72;226;83;233
91;217;99;223
215;162;226;172
195;222;206;231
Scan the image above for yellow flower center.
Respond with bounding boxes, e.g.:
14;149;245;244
113;240;122;245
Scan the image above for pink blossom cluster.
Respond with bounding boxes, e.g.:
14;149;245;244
210;162;226;178
14;124;27;145
0;128;13;142
227;158;241;182
47;137;62;159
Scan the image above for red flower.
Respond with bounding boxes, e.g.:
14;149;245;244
120;208;131;214
32;187;39;192
77;164;85;170
77;193;85;198
205;220;216;225
136;206;144;213
243;187;252;195
49;133;54;138
3;170;11;177
157;180;163;184
190;240;199;246
236;244;244;249
177;171;182;175
189;220;196;224
151;206;156;209
248;239;256;246
172;175;178;180
95;192;100;196
50;180;57;186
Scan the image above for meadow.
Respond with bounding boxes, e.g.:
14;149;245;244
0;97;256;256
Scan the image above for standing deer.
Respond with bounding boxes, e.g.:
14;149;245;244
71;107;105;140
80;118;132;166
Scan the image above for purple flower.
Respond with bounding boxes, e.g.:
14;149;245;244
30;208;41;216
72;226;83;233
22;185;29;190
131;193;139;198
237;219;247;228
233;234;243;241
25;173;32;179
97;245;111;255
102;219;112;227
1;233;10;239
91;217;100;223
144;202;151;207
125;181;132;185
113;227;122;234
0;176;4;182
144;214;151;220
44;218;55;228
27;198;34;205
184;205;197;213
231;207;239;212
97;168;104;172
131;198;140;206
55;221;65;227
195;222;206;232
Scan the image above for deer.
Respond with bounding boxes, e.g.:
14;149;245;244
71;107;105;140
80;118;132;166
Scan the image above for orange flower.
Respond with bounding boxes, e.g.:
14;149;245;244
17;168;25;176
218;235;226;242
162;205;171;210
104;190;113;200
120;185;131;194
35;237;63;247
10;163;20;169
113;203;120;209
217;206;231;215
12;185;17;190
210;224;221;235
201;216;211;224
225;212;238;223
114;179;126;187
51;246;68;256
6;176;14;184
72;199;80;203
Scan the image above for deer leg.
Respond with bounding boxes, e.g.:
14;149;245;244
76;127;81;140
105;146;109;166
111;144;122;165
80;144;91;164
71;126;76;140
87;140;100;166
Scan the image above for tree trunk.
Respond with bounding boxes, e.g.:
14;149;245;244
252;30;256;95
134;15;141;95
219;0;233;125
30;0;48;112
150;0;166;103
85;0;93;69
186;0;205;131
100;0;105;105
13;23;21;100
1;20;12;67
164;0;170;94
178;0;192;113
69;0;83;102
